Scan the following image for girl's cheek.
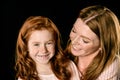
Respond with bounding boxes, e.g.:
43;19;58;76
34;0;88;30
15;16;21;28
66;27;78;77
29;48;39;54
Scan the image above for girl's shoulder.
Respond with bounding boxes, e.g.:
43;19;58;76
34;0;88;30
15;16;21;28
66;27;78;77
17;77;22;80
68;60;80;80
68;60;77;69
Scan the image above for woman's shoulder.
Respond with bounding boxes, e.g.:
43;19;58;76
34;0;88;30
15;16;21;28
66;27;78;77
97;57;120;80
116;56;120;79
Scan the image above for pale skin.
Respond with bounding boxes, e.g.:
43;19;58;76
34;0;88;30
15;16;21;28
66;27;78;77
28;29;78;79
28;30;55;75
70;18;101;74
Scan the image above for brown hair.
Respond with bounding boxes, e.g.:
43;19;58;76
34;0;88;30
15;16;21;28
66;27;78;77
65;5;120;80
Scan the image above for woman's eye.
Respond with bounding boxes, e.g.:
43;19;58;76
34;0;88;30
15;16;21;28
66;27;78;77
83;40;89;43
72;29;76;33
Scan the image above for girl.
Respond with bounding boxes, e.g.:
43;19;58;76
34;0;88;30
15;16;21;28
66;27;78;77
15;16;80;80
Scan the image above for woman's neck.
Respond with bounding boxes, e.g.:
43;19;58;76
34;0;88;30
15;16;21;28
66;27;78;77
77;54;97;74
77;49;100;74
77;57;91;75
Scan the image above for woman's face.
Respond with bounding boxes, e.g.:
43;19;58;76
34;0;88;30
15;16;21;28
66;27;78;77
28;30;55;65
70;18;100;57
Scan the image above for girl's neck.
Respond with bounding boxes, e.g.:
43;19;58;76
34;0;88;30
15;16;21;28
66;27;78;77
36;63;53;75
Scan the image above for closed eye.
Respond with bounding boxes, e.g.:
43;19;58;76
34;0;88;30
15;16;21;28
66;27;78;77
71;28;76;33
83;39;90;43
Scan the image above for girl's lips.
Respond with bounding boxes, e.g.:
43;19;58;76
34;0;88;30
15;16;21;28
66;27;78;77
38;54;49;57
36;54;50;60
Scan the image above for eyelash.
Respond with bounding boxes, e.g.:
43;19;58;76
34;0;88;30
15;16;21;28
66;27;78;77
71;28;90;44
46;42;54;45
34;44;39;46
83;40;89;43
72;29;76;33
33;42;54;46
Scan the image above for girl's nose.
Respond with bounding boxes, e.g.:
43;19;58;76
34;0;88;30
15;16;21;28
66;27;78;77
40;45;47;53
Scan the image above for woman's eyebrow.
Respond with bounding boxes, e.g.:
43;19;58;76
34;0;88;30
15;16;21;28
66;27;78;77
81;35;92;41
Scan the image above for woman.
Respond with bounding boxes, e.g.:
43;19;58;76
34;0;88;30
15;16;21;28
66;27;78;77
64;5;120;80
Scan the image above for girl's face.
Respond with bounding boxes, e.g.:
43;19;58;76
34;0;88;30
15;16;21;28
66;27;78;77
28;30;55;65
70;18;100;57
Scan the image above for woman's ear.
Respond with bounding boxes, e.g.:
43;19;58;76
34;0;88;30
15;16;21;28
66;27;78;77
99;47;101;51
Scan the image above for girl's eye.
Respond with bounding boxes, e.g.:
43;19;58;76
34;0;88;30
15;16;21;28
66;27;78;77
34;44;39;46
47;42;53;45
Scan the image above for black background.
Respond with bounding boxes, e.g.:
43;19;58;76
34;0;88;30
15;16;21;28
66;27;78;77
2;0;119;80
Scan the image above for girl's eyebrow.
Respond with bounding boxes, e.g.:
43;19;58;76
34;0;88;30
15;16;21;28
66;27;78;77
47;40;55;42
31;39;54;43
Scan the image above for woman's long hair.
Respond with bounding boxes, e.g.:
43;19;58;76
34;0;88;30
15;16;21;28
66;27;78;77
15;16;71;80
64;5;120;80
